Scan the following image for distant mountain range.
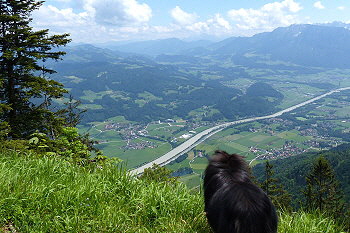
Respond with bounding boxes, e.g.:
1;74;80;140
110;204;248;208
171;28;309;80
49;23;350;124
92;24;350;68
205;24;350;68
96;38;213;57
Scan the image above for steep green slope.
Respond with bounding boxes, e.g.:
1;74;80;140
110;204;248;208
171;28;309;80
0;150;346;232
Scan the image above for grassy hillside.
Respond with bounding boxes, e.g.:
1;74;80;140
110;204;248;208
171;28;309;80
0;150;346;232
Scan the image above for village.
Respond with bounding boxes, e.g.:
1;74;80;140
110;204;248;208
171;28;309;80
96;100;349;159
248;115;347;160
100;118;214;150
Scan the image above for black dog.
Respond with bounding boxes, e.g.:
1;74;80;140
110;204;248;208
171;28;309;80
204;150;278;233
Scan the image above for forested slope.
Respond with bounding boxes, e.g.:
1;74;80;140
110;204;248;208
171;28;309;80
253;143;350;204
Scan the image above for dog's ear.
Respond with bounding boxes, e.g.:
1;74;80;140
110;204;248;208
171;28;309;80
211;151;248;172
211;150;229;162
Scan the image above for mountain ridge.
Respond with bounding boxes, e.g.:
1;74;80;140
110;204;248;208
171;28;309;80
86;24;350;68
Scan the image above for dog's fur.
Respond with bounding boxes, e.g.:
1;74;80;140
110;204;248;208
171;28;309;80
204;150;278;233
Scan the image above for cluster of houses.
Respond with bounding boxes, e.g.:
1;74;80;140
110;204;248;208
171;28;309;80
121;141;156;150
104;122;147;140
102;118;208;151
299;128;319;137
252;143;307;160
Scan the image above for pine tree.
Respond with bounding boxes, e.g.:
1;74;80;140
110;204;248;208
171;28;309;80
58;95;87;127
0;0;70;138
261;161;292;210
303;156;345;218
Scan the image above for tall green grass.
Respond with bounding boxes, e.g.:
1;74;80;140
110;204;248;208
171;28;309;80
279;211;346;233
0;150;209;232
0;150;347;232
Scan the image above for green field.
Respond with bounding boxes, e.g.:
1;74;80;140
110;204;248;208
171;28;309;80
119;143;172;168
80;90;106;102
179;173;202;190
191;157;209;172
77;87;350;189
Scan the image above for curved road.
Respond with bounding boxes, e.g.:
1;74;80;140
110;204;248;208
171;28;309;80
130;87;350;175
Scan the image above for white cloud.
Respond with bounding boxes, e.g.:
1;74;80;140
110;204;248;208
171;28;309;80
33;5;88;28
35;0;152;27
227;0;302;35
84;0;152;25
32;0;306;43
32;0;154;42
313;1;325;10
213;14;232;30
186;14;232;36
337;6;345;11
170;6;198;25
262;0;302;13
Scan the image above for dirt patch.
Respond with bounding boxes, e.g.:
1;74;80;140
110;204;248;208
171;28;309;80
1;222;17;233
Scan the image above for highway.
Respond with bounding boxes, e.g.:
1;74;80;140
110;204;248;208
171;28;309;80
130;87;350;175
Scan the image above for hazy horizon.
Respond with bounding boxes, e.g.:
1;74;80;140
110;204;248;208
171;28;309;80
33;0;350;43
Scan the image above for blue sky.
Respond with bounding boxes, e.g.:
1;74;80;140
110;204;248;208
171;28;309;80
32;0;350;43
